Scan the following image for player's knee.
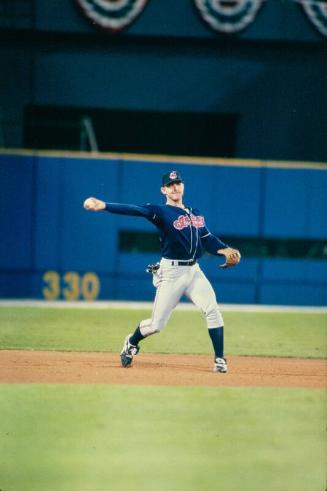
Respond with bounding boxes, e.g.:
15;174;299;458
151;317;166;332
139;318;162;337
205;304;224;329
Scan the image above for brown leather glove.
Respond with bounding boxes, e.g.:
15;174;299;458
218;247;241;269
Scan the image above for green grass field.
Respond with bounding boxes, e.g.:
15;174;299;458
0;306;326;491
0;385;325;491
0;307;326;357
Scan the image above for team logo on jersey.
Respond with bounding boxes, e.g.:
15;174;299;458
173;214;205;230
193;0;264;34
300;0;327;37
75;0;149;32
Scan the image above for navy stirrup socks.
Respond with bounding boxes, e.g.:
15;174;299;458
208;326;224;359
129;326;145;346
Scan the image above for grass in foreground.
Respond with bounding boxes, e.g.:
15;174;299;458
0;385;325;491
0;307;326;358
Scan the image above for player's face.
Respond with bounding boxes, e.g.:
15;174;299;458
161;181;184;205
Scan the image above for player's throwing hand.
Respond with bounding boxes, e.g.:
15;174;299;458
83;197;106;211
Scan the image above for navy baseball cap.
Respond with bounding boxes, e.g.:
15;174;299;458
162;170;183;186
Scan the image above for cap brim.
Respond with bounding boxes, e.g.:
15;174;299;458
164;179;183;186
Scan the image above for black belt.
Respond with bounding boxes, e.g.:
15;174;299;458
171;259;196;266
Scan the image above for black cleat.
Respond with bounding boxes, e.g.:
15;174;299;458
120;334;140;368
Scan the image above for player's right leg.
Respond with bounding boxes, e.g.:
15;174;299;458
120;334;141;367
120;261;188;367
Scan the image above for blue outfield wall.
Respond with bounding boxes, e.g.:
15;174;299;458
0;151;326;305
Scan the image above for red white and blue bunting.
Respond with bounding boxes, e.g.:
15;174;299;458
75;0;327;37
193;0;264;34
300;0;327;37
75;0;149;32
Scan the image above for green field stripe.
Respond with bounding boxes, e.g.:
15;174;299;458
0;384;325;491
0;307;326;358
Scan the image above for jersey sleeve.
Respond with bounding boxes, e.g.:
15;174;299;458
104;202;157;221
200;226;228;255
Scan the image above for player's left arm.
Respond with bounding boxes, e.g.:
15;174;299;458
200;226;241;268
217;246;241;269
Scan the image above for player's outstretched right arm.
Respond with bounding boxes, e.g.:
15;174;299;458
83;197;106;211
83;198;155;219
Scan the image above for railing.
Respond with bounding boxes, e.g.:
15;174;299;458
25;115;99;152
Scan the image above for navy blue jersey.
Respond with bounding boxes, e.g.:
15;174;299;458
105;202;227;260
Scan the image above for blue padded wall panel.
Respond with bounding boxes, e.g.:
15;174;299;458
0;272;31;297
200;256;258;281
120;160;172;205
261;284;327;306
262;259;327;283
211;280;256;304
1;153;326;305
0;155;34;269
94;274;116;301
309;170;327;238
59;157;120;272
263;168;317;238
117;252;161;274
117;159;169;232
115;277;158;301
0;271;42;298
306;261;327;283
210;166;262;237
262;259;309;281
34;156;62;269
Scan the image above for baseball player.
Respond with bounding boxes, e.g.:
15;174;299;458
83;170;241;373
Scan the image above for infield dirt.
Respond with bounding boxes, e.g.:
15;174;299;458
0;350;325;388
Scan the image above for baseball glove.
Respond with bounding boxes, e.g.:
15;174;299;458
218;247;241;269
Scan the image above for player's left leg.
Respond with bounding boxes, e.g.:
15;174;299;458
185;265;227;373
